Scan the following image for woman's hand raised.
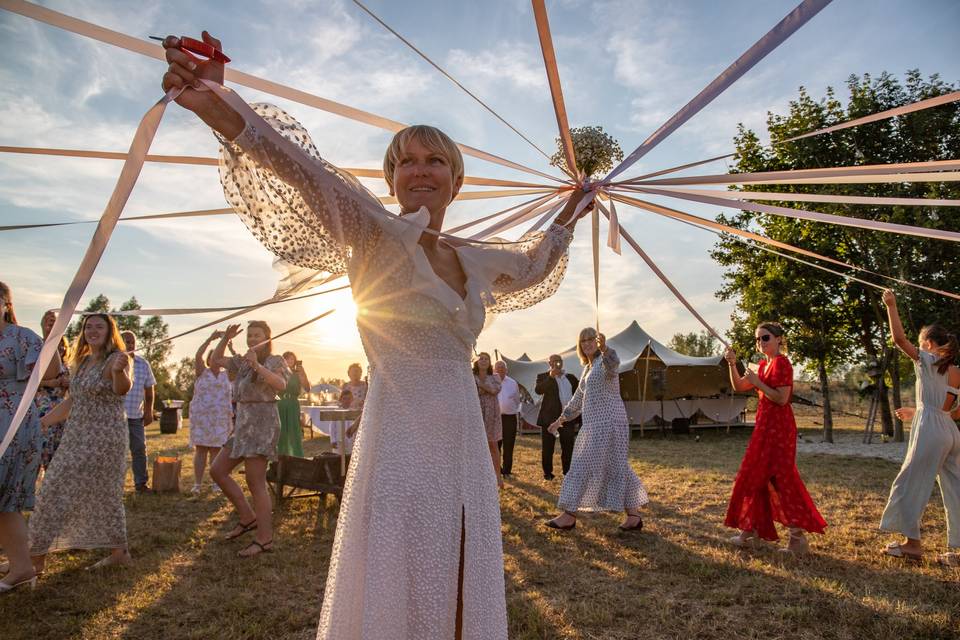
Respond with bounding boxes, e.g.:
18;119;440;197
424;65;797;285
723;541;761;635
161;32;244;138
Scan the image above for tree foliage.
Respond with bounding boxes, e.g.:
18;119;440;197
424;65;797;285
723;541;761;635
713;70;960;441
667;331;721;357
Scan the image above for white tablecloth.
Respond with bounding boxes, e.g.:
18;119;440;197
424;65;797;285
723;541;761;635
302;406;360;449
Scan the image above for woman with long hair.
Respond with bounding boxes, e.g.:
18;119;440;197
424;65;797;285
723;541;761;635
723;322;826;553
161;31;588;638
545;328;647;531
208;321;289;557
879;290;960;566
0;283;61;592
29;313;133;572
188;330;232;495
277;350;309;457
36;310;71;472
473;352;502;488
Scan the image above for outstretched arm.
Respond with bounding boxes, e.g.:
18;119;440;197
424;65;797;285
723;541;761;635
882;289;919;361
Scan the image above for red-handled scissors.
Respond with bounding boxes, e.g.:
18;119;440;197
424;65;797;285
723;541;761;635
150;35;231;64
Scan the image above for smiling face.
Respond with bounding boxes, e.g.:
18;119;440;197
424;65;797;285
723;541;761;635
247;326;268;351
83;315;110;352
477;353;491;371
392;137;462;217
754;327;782;357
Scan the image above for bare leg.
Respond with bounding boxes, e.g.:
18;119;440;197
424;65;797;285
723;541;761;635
237;457;273;556
209;449;255;532
0;513;35;586
487;440;502;488
193;447;206;487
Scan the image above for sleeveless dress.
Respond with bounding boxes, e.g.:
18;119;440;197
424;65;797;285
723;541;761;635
880;350;960;547
30;355;129;553
557;348;648;512
277;374;305;457
0;324;43;512
224;354;289;461
189;368;233;448
724;354;827;541
216;101;572;640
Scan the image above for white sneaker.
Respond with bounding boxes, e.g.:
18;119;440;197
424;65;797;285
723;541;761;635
190;484;201;496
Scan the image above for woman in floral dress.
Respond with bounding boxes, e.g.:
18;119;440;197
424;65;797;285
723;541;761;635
0;282;60;592
474;352;503;488
189;330;233;494
208;321;289;558
29;313;133;571
546;328;647;531
723;322;827;553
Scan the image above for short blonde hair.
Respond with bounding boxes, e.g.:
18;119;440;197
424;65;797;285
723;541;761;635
575;327;598;365
383;125;464;195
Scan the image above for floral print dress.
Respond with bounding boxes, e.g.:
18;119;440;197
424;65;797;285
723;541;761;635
0;324;43;512
30;354;129;553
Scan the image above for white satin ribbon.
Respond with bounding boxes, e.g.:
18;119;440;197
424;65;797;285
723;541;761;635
0;88;182;459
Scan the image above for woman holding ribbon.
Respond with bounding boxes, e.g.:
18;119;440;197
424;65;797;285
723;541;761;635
723;322;827;553
161;31;589;639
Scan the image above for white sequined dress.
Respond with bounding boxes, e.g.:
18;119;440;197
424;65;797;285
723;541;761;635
217;102;573;640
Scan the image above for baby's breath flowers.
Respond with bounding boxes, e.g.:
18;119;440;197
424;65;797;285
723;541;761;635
550;126;624;179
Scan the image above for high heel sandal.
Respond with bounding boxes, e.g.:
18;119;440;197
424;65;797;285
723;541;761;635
779;531;810;555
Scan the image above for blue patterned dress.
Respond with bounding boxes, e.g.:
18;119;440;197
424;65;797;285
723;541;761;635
0;323;44;512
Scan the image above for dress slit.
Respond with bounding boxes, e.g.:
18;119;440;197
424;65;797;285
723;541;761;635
455;506;465;640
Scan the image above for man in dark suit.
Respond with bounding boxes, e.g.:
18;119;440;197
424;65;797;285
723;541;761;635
535;354;580;480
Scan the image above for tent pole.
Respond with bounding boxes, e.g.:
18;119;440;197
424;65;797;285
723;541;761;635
639;339;652;438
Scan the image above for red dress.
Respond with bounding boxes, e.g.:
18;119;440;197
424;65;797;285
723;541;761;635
724;355;827;540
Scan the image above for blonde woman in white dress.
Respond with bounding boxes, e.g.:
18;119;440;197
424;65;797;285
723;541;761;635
161;32;591;639
189;330;233;494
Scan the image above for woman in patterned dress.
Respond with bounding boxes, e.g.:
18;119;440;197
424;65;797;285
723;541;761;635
189;330;233;494
341;363;367;445
161;32;589;638
208;321;289;558
36;310;70;473
0;282;61;592
29;313;133;572
474;352;503;488
546;328;648;531
723;322;827;553
277;351;309;457
878;290;960;566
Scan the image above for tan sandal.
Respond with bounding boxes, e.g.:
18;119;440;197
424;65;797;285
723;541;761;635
884;542;922;562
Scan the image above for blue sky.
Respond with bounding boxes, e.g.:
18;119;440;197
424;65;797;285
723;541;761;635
1;0;958;378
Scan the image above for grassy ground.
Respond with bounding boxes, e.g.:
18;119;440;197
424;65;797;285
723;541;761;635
1;416;957;640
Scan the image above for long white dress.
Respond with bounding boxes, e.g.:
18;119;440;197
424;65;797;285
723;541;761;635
217;102;573;640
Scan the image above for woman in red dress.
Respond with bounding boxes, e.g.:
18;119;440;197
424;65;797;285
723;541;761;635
723;322;827;553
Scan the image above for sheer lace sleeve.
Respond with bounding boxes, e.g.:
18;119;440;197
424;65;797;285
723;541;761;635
218;103;388;274
482;223;573;314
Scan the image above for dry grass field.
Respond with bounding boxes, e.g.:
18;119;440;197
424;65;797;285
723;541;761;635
1;413;957;640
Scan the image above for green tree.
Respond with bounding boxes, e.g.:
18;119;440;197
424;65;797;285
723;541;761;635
667;331;720;357
714;70;960;442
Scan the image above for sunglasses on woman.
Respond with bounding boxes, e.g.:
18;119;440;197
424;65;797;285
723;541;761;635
755;334;774;343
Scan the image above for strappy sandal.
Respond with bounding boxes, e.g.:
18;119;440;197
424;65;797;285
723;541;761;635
729;530;760;548
238;539;273;558
884;542;922;562
224;518;257;541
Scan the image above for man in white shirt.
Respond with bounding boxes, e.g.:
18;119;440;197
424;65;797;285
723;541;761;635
121;331;156;493
494;361;521;477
